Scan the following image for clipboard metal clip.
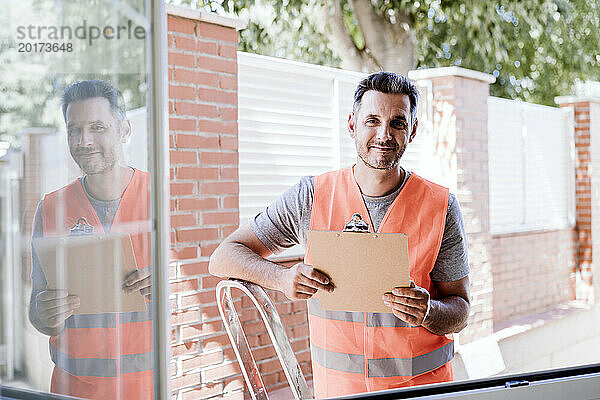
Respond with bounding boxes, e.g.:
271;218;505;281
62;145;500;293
343;213;370;233
69;217;94;236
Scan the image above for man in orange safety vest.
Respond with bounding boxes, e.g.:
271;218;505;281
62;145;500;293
209;72;471;398
28;80;153;399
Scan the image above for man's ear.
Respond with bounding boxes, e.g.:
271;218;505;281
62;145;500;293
409;118;418;143
348;112;356;139
119;119;132;143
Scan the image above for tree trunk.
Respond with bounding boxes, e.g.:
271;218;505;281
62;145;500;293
325;0;415;75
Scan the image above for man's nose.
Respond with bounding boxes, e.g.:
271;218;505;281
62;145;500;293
78;128;94;146
375;124;393;140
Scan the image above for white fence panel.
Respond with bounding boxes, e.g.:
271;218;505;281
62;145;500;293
488;97;574;234
238;53;356;231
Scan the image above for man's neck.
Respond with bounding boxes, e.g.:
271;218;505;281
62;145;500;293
353;160;404;197
84;165;134;201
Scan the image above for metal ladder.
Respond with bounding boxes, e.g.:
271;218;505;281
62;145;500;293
216;279;312;400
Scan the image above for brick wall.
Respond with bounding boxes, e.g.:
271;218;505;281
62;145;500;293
557;99;600;303
238;262;312;394
491;229;576;325
570;101;593;302
443;76;494;344
19;131;53;281
166;7;245;400
20;133;41;275
409;68;495;344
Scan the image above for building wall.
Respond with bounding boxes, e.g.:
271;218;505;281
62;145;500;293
238;261;312;393
409;70;495;345
491;229;576;326
556;99;600;304
166;8;245;400
18;131;55;392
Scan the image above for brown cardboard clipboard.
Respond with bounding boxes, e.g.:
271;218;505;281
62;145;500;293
32;234;147;314
308;230;410;313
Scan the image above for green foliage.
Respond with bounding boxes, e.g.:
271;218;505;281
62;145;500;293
234;0;341;67
404;0;600;105
179;0;341;66
180;0;599;106
0;0;147;145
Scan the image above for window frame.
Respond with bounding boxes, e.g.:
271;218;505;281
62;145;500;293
328;363;600;400
148;0;171;399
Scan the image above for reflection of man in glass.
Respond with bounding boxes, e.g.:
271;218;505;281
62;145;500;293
28;80;152;399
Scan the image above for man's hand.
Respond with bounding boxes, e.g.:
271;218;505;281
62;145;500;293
382;281;430;326
280;263;334;300
36;290;80;330
123;267;151;300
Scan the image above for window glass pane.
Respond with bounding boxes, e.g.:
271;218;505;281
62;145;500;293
199;6;600;397
0;1;158;398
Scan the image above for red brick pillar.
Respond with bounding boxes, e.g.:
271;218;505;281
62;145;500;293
408;67;495;345
18;129;56;279
166;5;246;399
556;96;600;303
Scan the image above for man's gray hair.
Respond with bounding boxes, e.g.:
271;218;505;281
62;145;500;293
61;79;126;121
353;72;419;123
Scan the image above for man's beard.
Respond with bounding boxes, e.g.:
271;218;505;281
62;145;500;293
71;148;117;175
356;140;407;170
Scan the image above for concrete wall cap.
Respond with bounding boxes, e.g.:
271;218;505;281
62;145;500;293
166;4;247;31
408;66;496;84
554;95;600;105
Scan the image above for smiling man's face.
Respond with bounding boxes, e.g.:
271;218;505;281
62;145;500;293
66;97;125;175
349;90;417;170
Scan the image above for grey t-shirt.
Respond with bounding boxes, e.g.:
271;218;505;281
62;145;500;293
249;169;469;282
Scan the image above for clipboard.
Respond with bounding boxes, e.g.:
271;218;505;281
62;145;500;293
32;233;147;314
308;216;410;313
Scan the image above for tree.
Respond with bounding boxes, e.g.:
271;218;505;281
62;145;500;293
0;0;147;144
182;0;600;105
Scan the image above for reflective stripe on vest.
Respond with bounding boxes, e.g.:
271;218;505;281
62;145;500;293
305;167;453;397
307;298;413;327
64;310;152;329
311;345;364;374
50;344;153;377
366;313;413;328
307;298;364;322
311;342;454;377
42;169;152;399
367;342;454;377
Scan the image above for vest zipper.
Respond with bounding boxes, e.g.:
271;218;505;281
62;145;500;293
356;175;398;392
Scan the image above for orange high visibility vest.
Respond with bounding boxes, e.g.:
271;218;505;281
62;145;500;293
305;166;453;399
41;169;152;400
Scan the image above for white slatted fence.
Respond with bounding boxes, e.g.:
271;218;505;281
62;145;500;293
488;97;575;234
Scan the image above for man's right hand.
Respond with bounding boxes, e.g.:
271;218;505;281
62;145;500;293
280;263;334;300
35;290;80;331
